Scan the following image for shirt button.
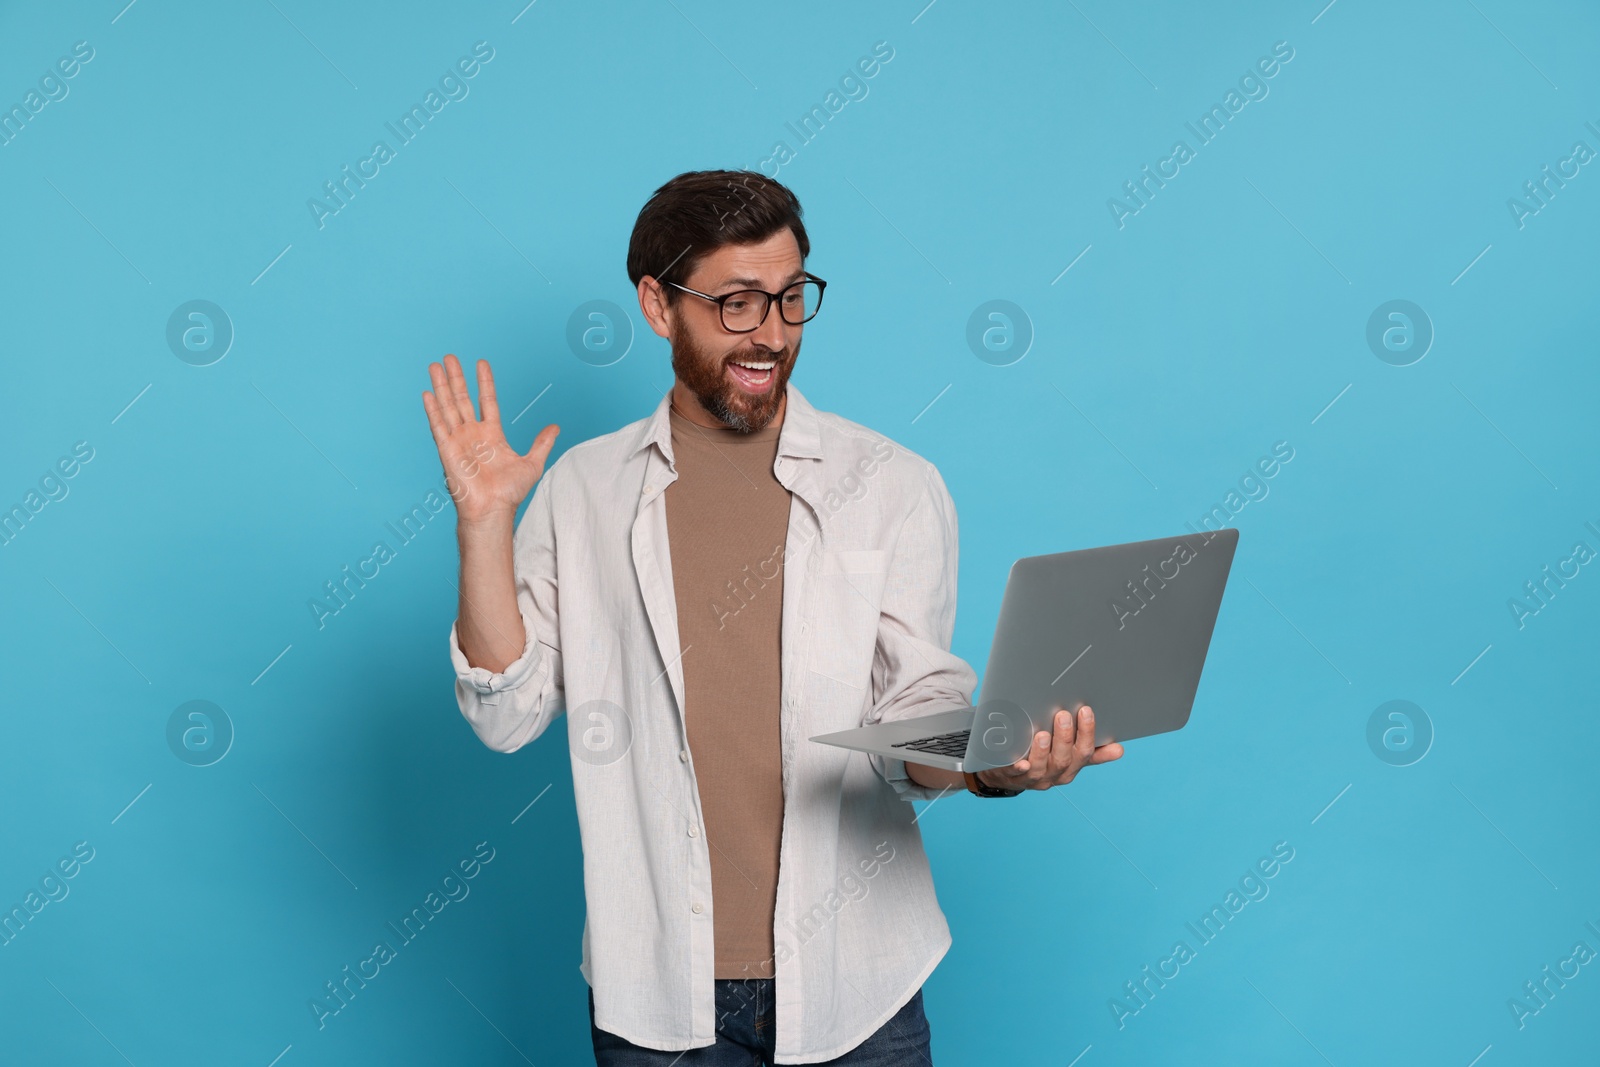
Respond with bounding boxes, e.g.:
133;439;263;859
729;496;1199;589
688;825;699;838
643;484;652;493
692;902;704;914
679;749;689;762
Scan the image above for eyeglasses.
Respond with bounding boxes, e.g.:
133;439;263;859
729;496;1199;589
664;273;827;333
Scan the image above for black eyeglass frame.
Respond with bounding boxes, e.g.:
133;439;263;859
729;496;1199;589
663;272;828;333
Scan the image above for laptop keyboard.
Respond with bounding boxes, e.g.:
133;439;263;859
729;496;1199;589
891;729;971;757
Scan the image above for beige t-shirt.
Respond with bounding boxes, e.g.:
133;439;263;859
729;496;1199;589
663;404;790;980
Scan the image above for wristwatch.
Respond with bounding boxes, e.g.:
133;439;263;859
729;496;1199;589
964;769;1021;798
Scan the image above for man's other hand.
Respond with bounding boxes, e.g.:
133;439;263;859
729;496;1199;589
974;705;1124;793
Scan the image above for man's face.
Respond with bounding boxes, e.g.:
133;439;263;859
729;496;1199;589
663;228;806;433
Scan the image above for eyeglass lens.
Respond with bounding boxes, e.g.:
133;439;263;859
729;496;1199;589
720;281;822;331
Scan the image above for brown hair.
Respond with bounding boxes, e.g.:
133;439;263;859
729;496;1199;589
626;169;810;305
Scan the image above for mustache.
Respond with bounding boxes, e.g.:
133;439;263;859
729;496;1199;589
724;345;787;363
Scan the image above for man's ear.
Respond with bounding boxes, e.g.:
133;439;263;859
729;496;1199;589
638;276;673;340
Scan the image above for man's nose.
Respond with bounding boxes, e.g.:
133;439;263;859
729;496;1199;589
750;297;790;351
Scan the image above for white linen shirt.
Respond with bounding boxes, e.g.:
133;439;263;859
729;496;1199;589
448;382;978;1063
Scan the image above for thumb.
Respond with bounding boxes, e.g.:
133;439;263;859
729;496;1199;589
524;424;560;467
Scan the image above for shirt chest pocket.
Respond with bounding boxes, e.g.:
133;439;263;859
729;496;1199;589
807;548;888;689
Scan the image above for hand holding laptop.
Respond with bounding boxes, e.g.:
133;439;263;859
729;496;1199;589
811;529;1240;788
966;705;1125;793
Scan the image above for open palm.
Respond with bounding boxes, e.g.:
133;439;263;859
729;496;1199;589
422;353;559;524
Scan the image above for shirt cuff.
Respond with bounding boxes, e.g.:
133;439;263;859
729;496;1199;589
449;610;542;695
871;751;953;803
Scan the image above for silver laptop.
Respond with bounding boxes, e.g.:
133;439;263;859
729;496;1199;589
810;528;1239;772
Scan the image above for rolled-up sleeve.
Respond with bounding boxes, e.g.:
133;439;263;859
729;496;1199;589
865;462;979;801
449;461;565;753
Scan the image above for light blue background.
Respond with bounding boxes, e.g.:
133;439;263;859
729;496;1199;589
2;0;1597;1063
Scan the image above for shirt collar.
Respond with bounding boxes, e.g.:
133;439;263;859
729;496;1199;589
629;380;824;464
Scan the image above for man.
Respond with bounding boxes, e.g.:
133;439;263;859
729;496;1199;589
424;170;1123;1065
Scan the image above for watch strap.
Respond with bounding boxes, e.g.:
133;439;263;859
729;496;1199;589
964;769;1021;798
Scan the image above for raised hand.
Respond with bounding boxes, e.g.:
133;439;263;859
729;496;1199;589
422;353;559;525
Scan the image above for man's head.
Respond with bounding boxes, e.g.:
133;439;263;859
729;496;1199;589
629;170;813;433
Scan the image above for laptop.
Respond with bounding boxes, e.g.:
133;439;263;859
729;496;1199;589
809;527;1239;772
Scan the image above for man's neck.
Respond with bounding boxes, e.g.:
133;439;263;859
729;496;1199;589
669;380;786;432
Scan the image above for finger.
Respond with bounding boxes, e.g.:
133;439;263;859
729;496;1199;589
1073;706;1097;767
444;353;478;425
476;359;502;429
421;389;451;449
996;717;1053;780
1089;742;1125;765
525;423;561;466
1021;727;1052;786
426;361;462;431
1046;706;1076;778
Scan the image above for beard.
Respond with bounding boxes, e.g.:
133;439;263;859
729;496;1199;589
669;313;799;434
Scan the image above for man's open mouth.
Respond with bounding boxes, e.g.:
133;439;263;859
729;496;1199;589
727;358;776;391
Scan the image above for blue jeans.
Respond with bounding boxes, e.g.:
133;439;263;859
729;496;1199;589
588;978;934;1066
